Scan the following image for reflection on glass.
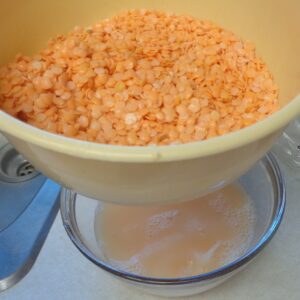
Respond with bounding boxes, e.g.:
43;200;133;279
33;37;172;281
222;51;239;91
272;117;300;171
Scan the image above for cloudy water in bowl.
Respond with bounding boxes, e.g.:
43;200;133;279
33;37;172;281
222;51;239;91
94;184;256;278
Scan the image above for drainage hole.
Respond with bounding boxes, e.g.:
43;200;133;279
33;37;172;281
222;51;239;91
17;162;36;177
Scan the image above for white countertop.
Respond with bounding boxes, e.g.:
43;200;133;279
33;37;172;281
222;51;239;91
1;149;300;300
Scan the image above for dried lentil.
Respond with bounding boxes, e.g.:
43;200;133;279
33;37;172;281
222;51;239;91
0;10;279;146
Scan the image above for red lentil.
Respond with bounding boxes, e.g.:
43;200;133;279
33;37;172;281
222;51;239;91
0;10;279;146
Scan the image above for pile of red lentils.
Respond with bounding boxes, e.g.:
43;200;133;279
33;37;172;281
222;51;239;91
0;10;279;146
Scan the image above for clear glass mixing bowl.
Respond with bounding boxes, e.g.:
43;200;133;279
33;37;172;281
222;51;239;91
60;153;285;297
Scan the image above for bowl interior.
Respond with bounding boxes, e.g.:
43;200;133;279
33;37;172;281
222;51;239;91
61;154;284;281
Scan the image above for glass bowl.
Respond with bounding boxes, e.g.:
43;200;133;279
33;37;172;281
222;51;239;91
60;153;285;297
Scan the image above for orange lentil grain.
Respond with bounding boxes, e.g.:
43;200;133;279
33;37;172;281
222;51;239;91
0;10;279;146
